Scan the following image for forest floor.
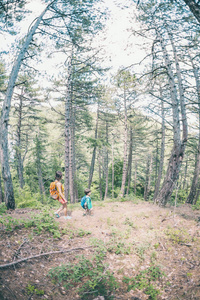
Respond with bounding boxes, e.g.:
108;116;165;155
0;200;200;300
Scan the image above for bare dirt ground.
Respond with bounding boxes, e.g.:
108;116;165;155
0;200;200;300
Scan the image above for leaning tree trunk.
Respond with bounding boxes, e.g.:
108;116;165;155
88;101;99;189
186;54;200;204
153;92;165;202
16;90;25;189
0;1;54;210
155;28;188;206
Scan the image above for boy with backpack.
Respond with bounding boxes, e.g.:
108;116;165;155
81;188;93;216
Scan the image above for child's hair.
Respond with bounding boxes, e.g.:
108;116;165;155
55;171;63;180
84;188;91;195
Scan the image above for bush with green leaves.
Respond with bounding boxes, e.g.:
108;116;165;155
123;265;165;300
0;209;61;238
14;184;43;208
0;202;7;215
48;251;118;299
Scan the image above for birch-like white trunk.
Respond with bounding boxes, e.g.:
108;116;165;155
0;2;53;209
155;28;187;206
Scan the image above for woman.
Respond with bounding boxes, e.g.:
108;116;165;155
54;171;71;220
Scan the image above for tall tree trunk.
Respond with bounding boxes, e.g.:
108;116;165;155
0;173;3;203
98;150;102;200
186;55;200;204
64;52;72;202
126;128;133;195
194;181;200;205
35;135;45;201
16;90;25;189
111;139;114;198
120;86;128;197
182;158;188;190
104;119;109;200
155;28;188;206
69;129;74;203
144;153;153;201
134;159;137;194
153;93;165;202
37;160;45;201
88;101;99;189
0;1;54;209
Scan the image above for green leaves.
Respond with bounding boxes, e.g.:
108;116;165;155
48;251;118;299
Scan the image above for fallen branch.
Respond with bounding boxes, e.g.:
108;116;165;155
0;246;92;269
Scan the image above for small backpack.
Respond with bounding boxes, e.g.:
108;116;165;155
81;195;86;208
50;181;59;200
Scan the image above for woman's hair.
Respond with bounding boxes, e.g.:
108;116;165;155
84;188;91;195
55;171;63;180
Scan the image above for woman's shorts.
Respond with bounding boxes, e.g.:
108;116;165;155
58;197;67;205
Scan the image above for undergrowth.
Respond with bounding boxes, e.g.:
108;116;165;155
0;209;61;238
48;250;118;300
123;265;165;300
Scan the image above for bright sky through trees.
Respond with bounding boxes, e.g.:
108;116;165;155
1;0;146;77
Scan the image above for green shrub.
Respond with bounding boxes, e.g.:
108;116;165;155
48;252;118;299
0;202;7;215
123;265;165;300
0;209;61;238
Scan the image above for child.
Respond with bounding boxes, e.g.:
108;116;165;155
54;171;71;220
82;188;93;215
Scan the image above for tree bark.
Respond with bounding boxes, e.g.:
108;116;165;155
120;85;128;197
104;119;109;200
0;173;3;203
126;128;133;195
186;54;200;204
153;91;165;202
111;139;114;198
35;135;45;201
144;153;153;201
134;159;137;195
0;1;54;209
64;51;72;202
183;0;200;23
155;28;188;206
16;89;25;189
98;150;103;200
88;101;99;189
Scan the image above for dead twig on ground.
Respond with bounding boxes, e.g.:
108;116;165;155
0;246;93;269
12;238;29;260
